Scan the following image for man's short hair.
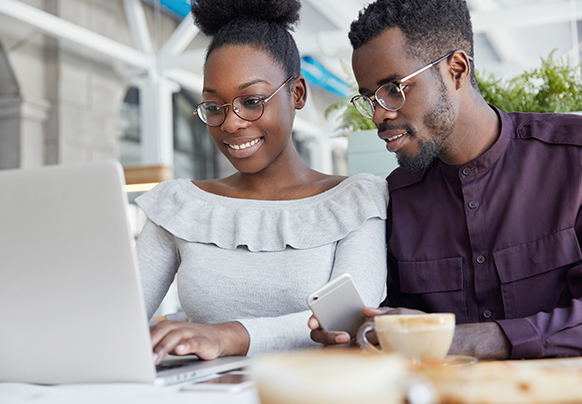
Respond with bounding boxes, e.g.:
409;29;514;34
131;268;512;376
349;0;474;66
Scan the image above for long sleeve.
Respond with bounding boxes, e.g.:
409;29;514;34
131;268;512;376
497;249;582;359
497;299;582;359
136;219;180;320
238;217;387;356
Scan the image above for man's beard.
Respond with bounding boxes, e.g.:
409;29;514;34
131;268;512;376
396;134;443;171
397;74;455;172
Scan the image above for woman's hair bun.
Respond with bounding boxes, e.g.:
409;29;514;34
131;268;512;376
192;0;301;37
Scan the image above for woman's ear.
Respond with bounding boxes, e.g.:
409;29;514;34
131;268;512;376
449;51;472;90
292;75;308;110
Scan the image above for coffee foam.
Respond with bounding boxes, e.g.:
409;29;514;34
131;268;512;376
374;314;455;332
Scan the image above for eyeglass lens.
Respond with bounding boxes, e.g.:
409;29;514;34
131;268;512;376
197;95;265;127
352;83;404;119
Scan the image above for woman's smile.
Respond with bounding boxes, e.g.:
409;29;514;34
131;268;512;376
224;137;264;158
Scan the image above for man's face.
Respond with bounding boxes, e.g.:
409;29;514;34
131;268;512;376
351;28;457;171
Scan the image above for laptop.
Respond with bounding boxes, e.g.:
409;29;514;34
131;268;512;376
0;160;251;385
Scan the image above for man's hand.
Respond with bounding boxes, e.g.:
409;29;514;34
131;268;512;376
309;305;511;359
373;308;511;359
450;322;511;359
150;320;250;365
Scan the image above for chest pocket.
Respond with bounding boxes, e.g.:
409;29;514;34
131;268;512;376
493;228;582;319
398;257;467;323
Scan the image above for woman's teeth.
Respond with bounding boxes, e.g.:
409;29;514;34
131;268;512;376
228;138;260;150
388;132;406;142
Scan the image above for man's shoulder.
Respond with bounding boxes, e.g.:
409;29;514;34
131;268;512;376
507;111;582;147
387;165;430;193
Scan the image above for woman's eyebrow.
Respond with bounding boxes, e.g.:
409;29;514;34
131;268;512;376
238;79;270;90
202;79;271;94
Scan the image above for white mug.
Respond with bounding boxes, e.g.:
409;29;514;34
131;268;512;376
357;313;455;364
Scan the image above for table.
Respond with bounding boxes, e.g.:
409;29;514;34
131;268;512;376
0;379;261;404
417;356;582;404
5;357;582;404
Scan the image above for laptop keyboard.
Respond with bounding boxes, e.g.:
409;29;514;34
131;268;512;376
156;361;192;372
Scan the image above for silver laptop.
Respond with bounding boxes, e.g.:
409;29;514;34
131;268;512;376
0;160;250;385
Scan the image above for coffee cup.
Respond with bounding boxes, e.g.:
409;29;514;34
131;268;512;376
251;349;435;404
357;313;455;363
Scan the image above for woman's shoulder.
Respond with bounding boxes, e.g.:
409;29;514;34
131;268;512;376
324;173;388;204
134;174;388;252
338;172;387;191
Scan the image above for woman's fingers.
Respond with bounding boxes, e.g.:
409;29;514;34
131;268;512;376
149;321;222;364
310;328;351;345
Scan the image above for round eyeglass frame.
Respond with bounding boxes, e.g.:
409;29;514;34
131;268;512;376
193;76;297;127
350;50;474;119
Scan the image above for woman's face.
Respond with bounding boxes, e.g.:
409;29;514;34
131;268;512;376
202;45;303;174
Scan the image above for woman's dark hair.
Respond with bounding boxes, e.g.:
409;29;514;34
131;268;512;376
349;0;477;87
191;0;302;78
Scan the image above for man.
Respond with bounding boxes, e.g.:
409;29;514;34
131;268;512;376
310;0;582;359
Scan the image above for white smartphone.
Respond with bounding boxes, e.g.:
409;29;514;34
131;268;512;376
307;273;366;337
181;371;254;393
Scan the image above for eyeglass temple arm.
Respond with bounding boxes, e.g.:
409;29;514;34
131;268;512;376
399;51;474;84
263;76;297;103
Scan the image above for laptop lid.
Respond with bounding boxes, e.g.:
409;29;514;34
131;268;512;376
0;160;157;384
0;160;251;385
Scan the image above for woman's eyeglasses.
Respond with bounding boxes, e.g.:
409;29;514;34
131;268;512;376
350;50;473;119
194;76;297;127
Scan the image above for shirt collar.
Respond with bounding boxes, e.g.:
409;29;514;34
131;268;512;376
439;105;512;179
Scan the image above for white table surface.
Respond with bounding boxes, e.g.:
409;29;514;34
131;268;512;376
0;381;261;404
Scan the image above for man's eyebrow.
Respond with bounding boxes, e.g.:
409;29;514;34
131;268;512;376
203;79;270;94
358;74;401;95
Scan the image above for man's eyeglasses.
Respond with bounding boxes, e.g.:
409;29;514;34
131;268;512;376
194;76;297;127
350;50;474;119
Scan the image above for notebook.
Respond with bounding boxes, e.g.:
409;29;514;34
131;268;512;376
0;160;251;385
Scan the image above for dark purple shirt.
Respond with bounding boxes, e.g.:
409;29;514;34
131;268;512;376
384;107;582;359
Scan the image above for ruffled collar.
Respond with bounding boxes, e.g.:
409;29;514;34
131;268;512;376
136;173;388;252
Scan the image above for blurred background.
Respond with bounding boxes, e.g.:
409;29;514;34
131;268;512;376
1;0;580;314
0;0;580;179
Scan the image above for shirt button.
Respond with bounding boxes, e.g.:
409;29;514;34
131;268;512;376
483;310;492;319
476;255;485;264
468;201;478;209
462;167;471;176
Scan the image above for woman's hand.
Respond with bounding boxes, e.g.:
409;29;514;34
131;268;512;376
309;306;427;347
150;320;250;365
308;315;352;346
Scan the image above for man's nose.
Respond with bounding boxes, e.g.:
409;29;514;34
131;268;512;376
372;106;398;126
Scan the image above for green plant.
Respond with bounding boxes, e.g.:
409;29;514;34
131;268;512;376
325;51;582;136
476;50;582;113
324;61;376;137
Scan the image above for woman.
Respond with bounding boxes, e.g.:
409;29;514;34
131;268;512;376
136;0;388;364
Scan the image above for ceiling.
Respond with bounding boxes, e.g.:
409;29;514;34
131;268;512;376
295;0;582;86
154;0;582;96
1;0;580;97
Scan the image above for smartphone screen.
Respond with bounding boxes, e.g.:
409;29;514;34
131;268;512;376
198;373;250;384
181;372;254;392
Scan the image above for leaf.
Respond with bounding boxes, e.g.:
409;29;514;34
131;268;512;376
323;60;377;137
477;50;582;113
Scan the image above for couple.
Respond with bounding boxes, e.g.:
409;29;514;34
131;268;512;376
137;0;582;363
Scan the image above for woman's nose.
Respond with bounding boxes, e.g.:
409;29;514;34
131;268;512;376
220;106;251;133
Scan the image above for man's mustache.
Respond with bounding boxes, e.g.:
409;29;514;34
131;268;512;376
376;122;413;135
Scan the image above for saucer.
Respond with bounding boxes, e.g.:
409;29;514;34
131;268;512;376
441;355;478;367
